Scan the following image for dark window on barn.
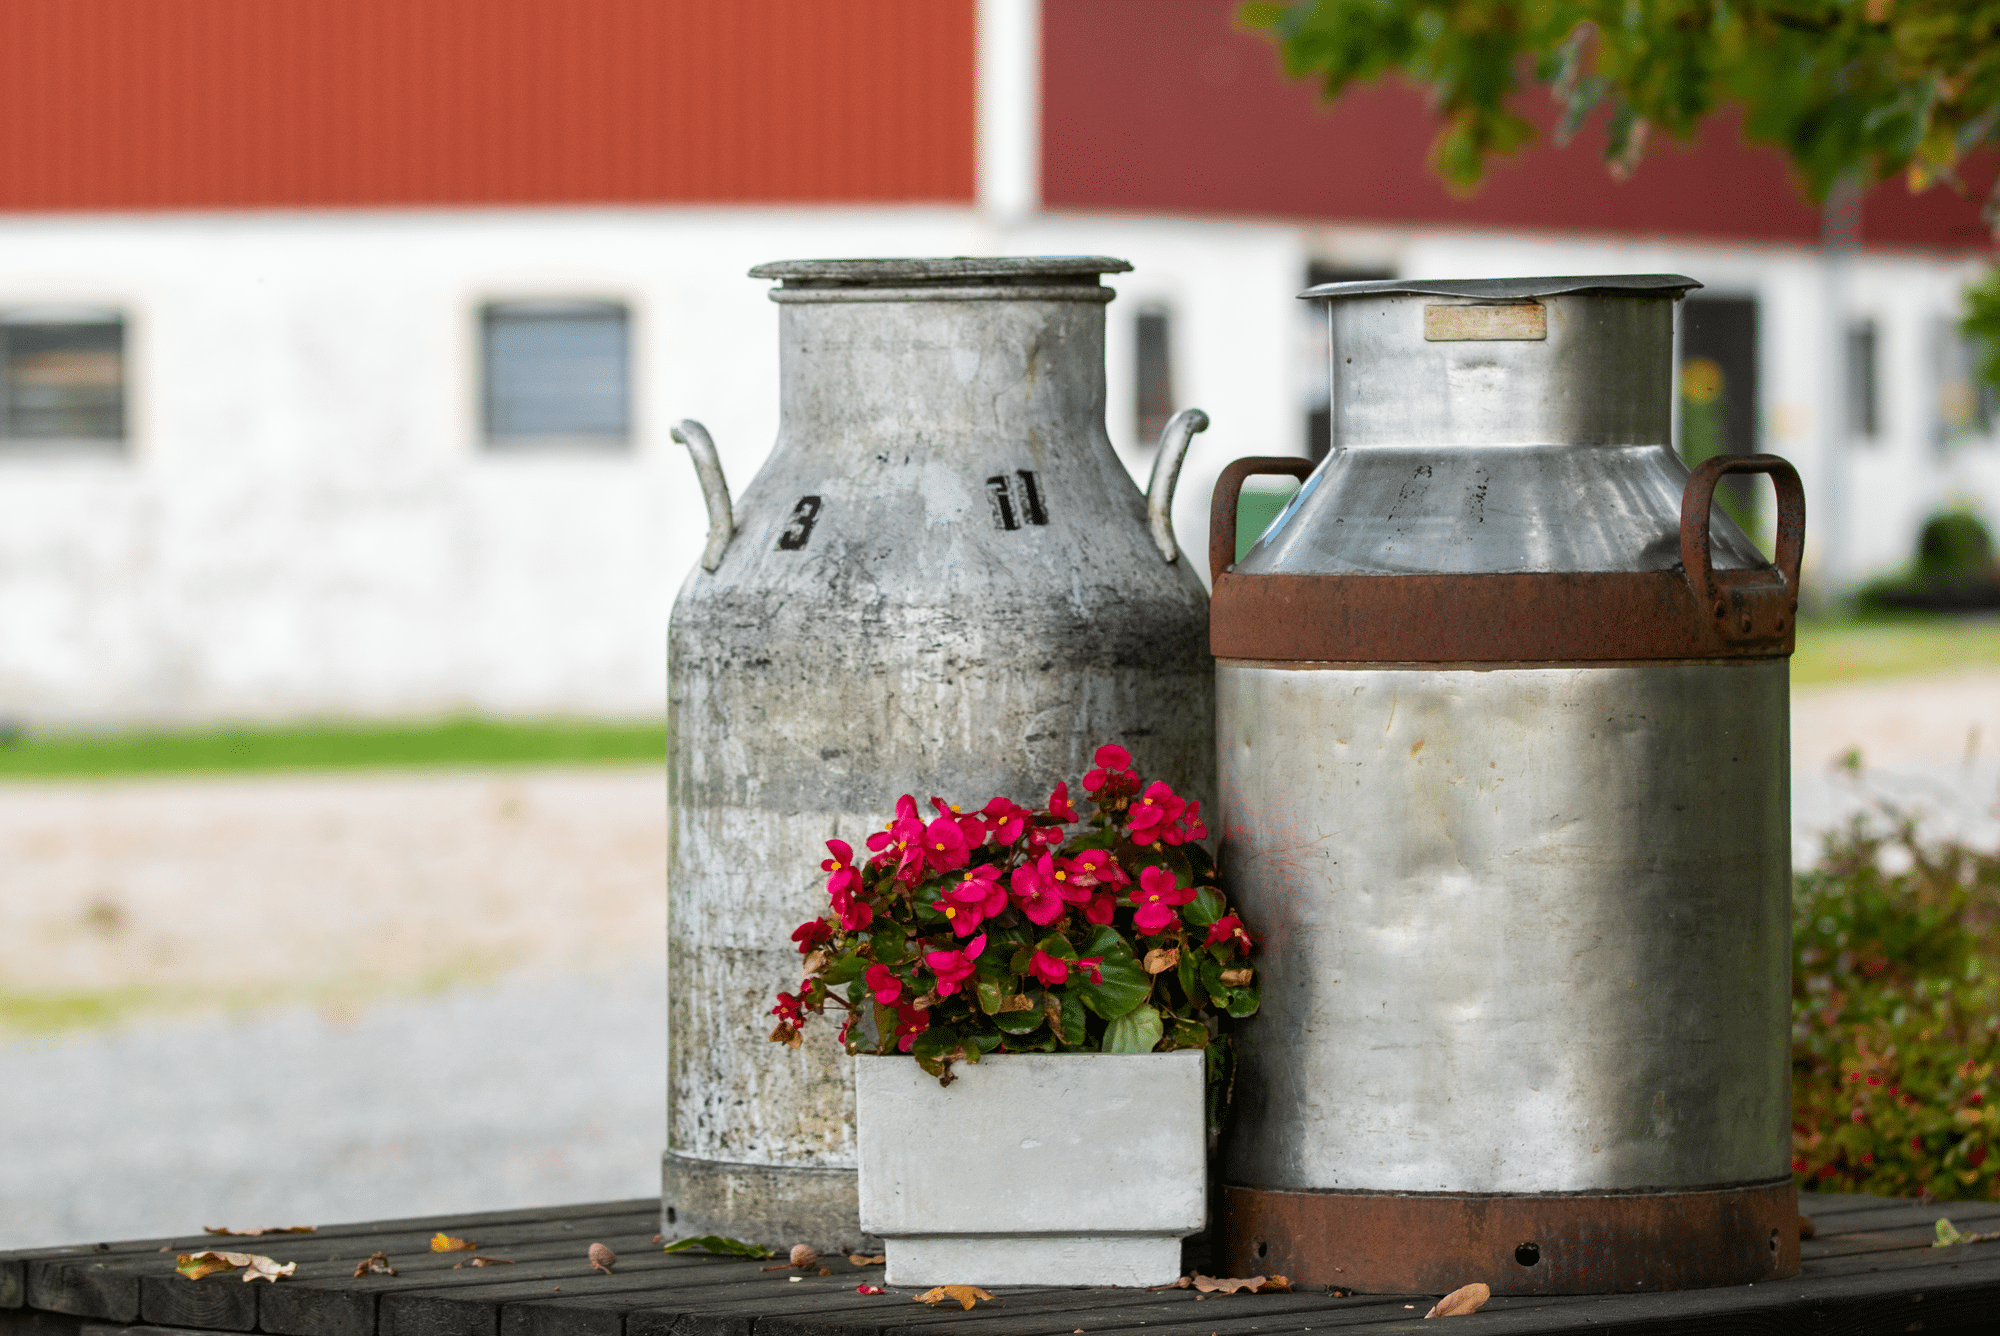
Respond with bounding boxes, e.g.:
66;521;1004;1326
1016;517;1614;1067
482;300;631;446
1846;319;1881;441
1678;295;1762;545
1134;303;1175;448
0;309;126;446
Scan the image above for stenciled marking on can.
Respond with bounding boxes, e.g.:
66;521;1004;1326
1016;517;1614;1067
777;496;823;550
986;471;1050;532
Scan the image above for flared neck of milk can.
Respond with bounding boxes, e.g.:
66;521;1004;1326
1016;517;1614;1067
752;256;1130;305
754;257;1132;451
1301;274;1701;449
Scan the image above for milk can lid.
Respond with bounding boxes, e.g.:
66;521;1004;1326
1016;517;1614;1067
750;256;1132;286
1299;273;1701;301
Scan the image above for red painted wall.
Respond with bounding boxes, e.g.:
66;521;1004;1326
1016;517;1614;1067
0;0;975;211
1042;0;1994;253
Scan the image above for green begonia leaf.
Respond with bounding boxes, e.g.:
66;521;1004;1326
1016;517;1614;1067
911;1027;962;1080
1185;887;1226;929
994;1003;1046;1035
869;922;909;964
821;951;869;985
1169;1018;1210;1050
1078;951;1151;1021
975;954;1012;1016
1225;980;1262;1019
1102;1003;1164;1053
1056;990;1089;1047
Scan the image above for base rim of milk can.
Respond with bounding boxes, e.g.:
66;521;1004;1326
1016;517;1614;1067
1218;1177;1801;1295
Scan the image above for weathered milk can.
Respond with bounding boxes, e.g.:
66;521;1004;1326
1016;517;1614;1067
666;257;1214;1245
1210;275;1804;1295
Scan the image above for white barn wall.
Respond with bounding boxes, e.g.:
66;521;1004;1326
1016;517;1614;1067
0;205;1990;726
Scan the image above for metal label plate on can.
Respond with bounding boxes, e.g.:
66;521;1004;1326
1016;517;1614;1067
1423;302;1547;341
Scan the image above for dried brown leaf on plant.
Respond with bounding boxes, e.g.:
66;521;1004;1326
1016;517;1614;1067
1143;947;1180;975
848;1253;886;1266
351;1252;396;1278
1000;994;1036;1012
204;1225;315;1237
430;1232;477;1253
1220;968;1254;986
914;1285;996;1310
1424;1283;1491;1317
589;1243;617;1274
175;1251;296;1283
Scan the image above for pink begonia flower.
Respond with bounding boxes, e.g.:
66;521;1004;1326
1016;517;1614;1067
1083;744;1139;796
924;934;986;997
981;795;1035;845
863;963;903;1006
865;796;927;884
1028;950;1069;988
1162;798;1209;846
894;1004;930;1052
1009;855;1067;925
1085;892;1117;926
933;865;1007;937
1126;781;1187;845
791;918;834;955
1046;781;1079;823
1075;956;1104;985
1059;849;1128;898
1130;865;1196;935
920;813;974;875
1206;913;1253;951
823;839;873;930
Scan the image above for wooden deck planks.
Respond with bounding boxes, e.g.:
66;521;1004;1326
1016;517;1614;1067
10;1194;2000;1336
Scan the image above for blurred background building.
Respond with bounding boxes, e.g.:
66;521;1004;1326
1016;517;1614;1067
0;0;1993;726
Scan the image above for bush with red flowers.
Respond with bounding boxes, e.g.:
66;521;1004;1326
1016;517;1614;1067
769;744;1258;1107
1793;808;2000;1200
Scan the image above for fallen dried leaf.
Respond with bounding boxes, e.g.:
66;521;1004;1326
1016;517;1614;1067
856;1284;886;1295
1188;1273;1287;1294
204;1226;315;1237
1798;1214;1816;1240
790;1244;820;1270
589;1243;616;1275
175;1252;296;1283
351;1252;396;1278
1220;968;1254;986
452;1257;516;1269
1143;947;1181;975
769;1021;803;1049
803;948;831;976
663;1235;775;1259
430;1232;477;1253
848;1254;886;1267
651;1234;663;1245
1424;1283;1491;1318
914;1285;996;1311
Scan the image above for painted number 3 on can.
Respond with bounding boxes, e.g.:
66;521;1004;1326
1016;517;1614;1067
987;470;1048;531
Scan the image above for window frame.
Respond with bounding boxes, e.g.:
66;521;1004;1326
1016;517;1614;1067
477;297;635;451
0;305;130;453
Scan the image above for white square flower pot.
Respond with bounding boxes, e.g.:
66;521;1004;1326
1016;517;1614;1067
855;1049;1206;1287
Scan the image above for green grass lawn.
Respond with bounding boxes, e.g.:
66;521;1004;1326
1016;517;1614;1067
1792;616;2000;686
0;716;665;780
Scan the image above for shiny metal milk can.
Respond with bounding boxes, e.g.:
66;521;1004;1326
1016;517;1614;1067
1209;276;1805;1295
666;257;1214;1247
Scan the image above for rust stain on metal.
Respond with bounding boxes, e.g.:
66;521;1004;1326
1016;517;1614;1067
1219;1180;1801;1294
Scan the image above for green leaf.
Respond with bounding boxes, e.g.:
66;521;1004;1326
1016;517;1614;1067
975;954;1012;1016
1078;949;1152;1021
1178;947;1203;1005
1204;1034;1235;1135
1225;980;1262;1019
869;922;909;965
1102;1003;1164;1053
1936;1217;1965;1247
821;950;869;985
1199;955;1228;1007
1056;989;1089;1047
911;1027;963;1082
1169;1018;1210;1051
662;1235;772;1258
994;993;1047;1035
1001;1030;1057;1052
1035;932;1079;963
964;1029;1001;1057
1185;887;1226;929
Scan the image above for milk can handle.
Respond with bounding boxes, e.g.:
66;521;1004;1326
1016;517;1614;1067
1145;408;1209;564
1209;456;1316;584
1679;453;1805;612
671;419;735;574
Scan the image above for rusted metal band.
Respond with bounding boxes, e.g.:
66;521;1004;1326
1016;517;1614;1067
1220;1179;1800;1294
1208;452;1805;663
1210;567;1796;661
